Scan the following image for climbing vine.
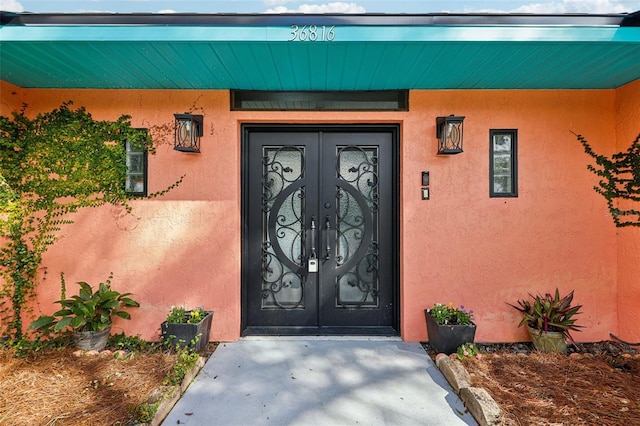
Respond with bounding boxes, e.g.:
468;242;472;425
577;132;640;227
0;102;182;340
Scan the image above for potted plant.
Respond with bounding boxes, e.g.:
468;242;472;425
508;288;583;353
425;303;476;355
29;273;140;351
160;306;213;352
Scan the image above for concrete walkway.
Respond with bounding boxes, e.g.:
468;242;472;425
163;337;476;426
162;338;477;426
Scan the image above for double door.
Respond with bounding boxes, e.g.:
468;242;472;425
242;125;398;335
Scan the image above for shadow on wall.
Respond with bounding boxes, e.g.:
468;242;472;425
36;199;239;341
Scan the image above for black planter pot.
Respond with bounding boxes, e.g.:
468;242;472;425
161;311;213;352
425;310;476;355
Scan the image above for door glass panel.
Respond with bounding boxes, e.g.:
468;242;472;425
335;146;379;307
261;146;305;309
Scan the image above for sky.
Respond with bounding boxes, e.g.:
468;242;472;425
1;0;639;14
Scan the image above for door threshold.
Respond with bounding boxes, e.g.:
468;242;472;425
241;336;403;341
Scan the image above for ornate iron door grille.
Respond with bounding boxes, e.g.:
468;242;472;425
334;146;379;308
243;125;398;335
261;146;306;309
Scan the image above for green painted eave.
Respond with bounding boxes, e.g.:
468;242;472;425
1;13;639;90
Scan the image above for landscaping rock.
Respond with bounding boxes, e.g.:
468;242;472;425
435;355;472;393
459;387;501;426
147;387;167;404
435;353;448;363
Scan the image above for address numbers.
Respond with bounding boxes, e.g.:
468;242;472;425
289;25;336;42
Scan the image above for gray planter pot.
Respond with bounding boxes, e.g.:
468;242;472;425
161;311;213;352
74;326;111;351
425;310;476;355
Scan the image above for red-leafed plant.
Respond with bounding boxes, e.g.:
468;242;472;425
509;288;584;341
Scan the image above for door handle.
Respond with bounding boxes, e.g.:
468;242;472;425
324;215;331;260
308;216;318;273
309;216;317;260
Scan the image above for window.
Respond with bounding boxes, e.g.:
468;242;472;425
490;129;518;197
231;90;409;111
125;138;148;196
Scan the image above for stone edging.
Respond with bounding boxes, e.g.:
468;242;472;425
435;353;501;426
144;356;207;426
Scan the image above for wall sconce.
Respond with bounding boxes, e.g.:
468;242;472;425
436;114;465;155
174;113;203;153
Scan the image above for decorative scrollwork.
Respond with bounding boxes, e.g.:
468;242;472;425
261;146;306;309
337;242;379;306
335;146;379;307
337;146;379;213
335;187;366;266
262;146;304;214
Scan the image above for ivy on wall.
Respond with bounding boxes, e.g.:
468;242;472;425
577;132;640;227
0;102;182;340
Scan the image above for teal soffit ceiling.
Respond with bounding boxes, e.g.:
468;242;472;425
1;12;639;90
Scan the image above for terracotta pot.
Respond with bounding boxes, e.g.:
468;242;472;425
425;310;476;355
527;326;567;353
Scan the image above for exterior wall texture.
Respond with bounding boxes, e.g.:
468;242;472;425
403;89;618;343
615;78;640;342
0;81;24;117
1;79;638;343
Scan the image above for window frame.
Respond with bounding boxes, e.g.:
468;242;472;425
231;90;409;111
124;134;148;197
489;129;518;198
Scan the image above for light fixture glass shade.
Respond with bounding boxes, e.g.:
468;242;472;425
174;113;203;153
436;115;465;155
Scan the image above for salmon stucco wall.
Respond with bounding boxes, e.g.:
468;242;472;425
615;78;640;342
1;85;242;342
0;81;24;117
0;80;633;343
402;89;619;343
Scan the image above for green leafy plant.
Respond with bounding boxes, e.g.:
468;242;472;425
1;335;70;358
28;273;140;333
108;332;152;353
164;342;200;386
576;132;640;227
457;342;482;359
130;401;159;424
165;306;186;324
187;307;206;324
428;303;474;325
508;288;584;340
0;102;182;340
166;305;207;324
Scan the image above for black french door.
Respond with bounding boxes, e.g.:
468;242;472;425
242;125;398;335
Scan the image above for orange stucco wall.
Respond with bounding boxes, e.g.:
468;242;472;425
0;81;25;116
1;79;637;343
403;90;619;342
615;78;640;343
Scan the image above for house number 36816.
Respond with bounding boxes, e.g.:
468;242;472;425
288;25;336;42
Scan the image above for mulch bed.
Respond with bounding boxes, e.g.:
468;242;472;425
2;339;638;425
0;347;178;425
458;341;640;425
